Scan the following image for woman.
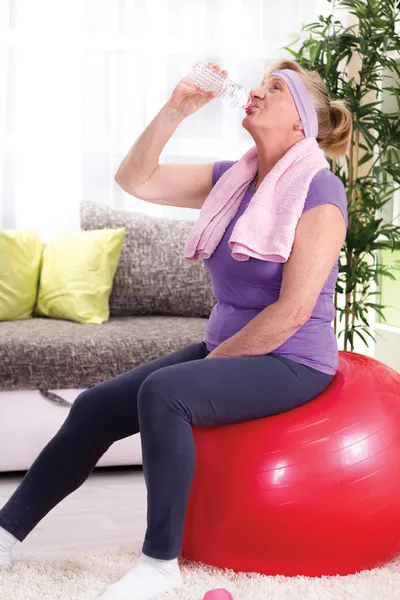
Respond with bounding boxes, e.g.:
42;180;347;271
0;59;352;599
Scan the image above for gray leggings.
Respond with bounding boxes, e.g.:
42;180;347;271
0;342;333;559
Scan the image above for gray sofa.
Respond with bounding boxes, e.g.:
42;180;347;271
0;202;216;472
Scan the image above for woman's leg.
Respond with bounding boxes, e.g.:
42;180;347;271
97;352;333;600
139;353;333;561
0;342;207;546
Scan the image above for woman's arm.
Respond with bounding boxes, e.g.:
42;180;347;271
206;204;346;358
115;104;184;188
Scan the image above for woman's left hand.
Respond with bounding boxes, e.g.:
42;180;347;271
205;346;233;359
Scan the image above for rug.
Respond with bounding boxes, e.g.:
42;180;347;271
1;548;400;600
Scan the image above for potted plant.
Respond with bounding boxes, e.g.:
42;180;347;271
285;0;400;351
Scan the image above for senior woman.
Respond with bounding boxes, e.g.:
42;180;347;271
0;59;352;599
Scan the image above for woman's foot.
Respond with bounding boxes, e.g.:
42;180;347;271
97;553;183;599
0;526;18;567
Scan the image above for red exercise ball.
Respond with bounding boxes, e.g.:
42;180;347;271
182;352;400;577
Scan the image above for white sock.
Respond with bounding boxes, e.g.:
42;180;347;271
0;526;18;567
97;552;183;600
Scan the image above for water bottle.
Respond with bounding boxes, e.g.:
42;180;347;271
186;61;254;110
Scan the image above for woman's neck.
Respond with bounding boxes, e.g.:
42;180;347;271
254;137;302;191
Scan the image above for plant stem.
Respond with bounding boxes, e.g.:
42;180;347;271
344;117;357;351
348;118;355;194
344;249;353;352
352;125;360;205
351;284;357;349
334;288;338;336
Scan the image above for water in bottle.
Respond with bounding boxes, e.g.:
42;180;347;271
186;61;254;110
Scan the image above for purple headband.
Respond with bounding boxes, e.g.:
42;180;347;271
271;69;319;138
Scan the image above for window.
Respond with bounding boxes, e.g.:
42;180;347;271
0;0;328;240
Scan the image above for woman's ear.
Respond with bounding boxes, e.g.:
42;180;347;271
294;121;304;133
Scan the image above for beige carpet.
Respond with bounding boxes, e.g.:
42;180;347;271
1;548;400;600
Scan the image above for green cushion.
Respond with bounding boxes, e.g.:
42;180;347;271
36;228;125;324
0;228;43;320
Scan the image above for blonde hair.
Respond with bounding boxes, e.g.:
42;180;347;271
265;59;353;158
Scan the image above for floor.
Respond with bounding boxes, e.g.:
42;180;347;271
0;467;147;559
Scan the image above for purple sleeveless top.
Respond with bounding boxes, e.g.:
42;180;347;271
203;160;348;375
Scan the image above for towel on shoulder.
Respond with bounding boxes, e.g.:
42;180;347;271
184;137;330;263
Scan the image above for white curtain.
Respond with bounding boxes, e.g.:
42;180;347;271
0;0;329;242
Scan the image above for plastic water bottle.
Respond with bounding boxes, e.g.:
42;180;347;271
186;61;254;110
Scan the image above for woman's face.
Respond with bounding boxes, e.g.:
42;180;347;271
242;73;304;139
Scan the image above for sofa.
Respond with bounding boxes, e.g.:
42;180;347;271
0;202;216;472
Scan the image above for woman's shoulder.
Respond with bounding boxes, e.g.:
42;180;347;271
212;160;238;187
212;162;348;226
304;168;348;226
311;167;345;187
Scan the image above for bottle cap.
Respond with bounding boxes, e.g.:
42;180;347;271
243;97;254;110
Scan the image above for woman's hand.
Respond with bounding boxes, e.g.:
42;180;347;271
205;346;233;359
166;62;228;119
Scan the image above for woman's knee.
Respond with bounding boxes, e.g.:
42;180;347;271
137;369;186;421
138;371;167;410
66;387;101;422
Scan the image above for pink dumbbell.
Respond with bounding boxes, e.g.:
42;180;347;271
202;590;234;600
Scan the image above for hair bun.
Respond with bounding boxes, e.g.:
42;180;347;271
324;100;353;157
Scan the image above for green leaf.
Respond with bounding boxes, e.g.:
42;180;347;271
355;329;375;346
282;46;301;59
358;152;374;167
358;101;382;117
310;41;323;64
357;121;377;146
374;18;390;28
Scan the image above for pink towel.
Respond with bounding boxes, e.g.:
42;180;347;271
184;137;330;263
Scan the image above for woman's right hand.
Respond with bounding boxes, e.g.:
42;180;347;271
166;62;228;119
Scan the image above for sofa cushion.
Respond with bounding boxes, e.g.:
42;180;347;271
80;202;216;318
0;317;208;390
35;227;125;324
0;228;43;320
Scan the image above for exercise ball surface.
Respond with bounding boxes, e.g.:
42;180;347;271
182;352;400;576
